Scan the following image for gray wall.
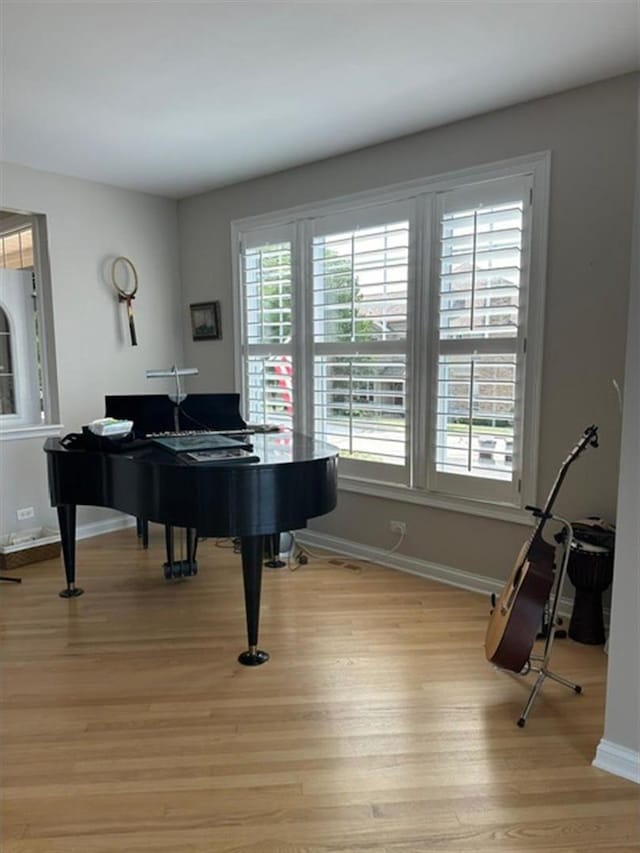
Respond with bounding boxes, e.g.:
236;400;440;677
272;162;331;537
600;104;639;758
0;163;183;534
177;74;638;581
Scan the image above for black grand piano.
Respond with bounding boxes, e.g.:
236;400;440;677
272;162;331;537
45;394;339;665
104;392;252;550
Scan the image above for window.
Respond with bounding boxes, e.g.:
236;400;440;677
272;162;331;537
0;226;34;270
429;176;531;505
0;306;16;414
234;155;549;515
240;227;294;429
311;203;411;483
0;213;58;434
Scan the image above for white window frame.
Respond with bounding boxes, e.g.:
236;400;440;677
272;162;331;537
235;221;297;430
309;200;414;484
425;173;534;507
0;213;61;441
232;152;550;524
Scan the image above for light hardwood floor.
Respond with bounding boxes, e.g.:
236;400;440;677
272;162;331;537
1;528;637;853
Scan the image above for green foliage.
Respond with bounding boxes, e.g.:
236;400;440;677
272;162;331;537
318;254;377;342
259;246;291;343
256;243;391;420
257;246;378;344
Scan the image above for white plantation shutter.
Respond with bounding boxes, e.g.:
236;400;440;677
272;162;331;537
240;226;295;428
310;202;412;483
234;154;548;512
429;175;532;503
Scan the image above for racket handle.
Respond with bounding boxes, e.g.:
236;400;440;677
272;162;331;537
127;302;138;346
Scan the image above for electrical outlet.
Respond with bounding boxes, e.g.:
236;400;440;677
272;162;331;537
389;520;406;535
17;506;35;521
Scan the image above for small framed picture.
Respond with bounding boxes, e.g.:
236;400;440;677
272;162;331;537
190;301;221;341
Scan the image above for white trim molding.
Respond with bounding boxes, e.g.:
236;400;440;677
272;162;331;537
593;739;640;784
232;151;551;233
73;520;606;632
338;476;534;526
76;514;136;541
295;528;577;620
0;423;62;441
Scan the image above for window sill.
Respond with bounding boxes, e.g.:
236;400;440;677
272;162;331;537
338;474;533;526
0;423;63;441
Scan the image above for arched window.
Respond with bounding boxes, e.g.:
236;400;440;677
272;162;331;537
0;269;40;425
0;213;58;433
0;306;16;415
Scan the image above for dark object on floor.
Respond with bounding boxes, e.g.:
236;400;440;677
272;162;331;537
565;518;615;645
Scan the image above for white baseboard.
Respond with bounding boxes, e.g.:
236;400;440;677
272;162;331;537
70;522;595;624
296;529;577;619
72;521;596;628
76;515;136;541
593;739;640;783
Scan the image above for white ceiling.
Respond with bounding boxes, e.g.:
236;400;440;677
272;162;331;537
2;1;639;199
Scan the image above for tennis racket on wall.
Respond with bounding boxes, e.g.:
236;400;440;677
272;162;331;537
111;256;139;346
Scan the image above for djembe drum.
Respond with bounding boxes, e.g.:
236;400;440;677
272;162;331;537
567;521;615;645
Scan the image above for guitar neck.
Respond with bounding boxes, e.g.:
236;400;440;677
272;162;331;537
534;463;571;536
531;426;598;539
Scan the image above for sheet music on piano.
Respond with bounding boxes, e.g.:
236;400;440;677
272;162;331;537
151;433;252;454
184;448;259;464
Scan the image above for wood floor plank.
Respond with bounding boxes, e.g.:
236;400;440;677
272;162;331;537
1;528;637;853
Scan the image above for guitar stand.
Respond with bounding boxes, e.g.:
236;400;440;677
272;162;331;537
537;601;566;640
515;515;582;728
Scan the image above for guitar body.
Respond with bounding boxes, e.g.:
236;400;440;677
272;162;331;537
485;533;556;672
484;426;599;675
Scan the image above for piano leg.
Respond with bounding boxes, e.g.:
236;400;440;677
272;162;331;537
163;525;175;579
136;517;149;549
238;535;269;666
264;533;286;569
186;527;198;574
57;504;84;598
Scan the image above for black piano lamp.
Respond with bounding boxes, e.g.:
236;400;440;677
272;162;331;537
145;365;199;432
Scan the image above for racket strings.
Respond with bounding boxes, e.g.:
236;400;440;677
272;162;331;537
111;256;139;346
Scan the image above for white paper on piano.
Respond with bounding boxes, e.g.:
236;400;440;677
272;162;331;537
88;418;133;437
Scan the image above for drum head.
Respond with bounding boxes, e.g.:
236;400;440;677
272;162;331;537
571;538;609;555
571;518;615;552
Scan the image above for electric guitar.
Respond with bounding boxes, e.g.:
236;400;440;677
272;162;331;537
485;425;599;673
